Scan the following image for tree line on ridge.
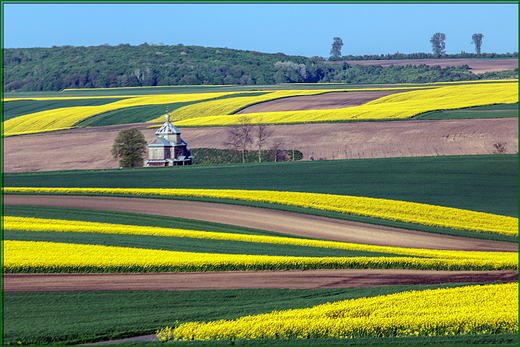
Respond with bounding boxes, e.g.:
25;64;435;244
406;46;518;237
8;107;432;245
3;43;518;92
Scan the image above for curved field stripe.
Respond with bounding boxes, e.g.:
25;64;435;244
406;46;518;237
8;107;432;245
3;187;517;236
2;241;516;273
173;82;518;126
162;282;518;340
1;96;130;102
148;87;433;124
1;92;236;136
3;216;516;264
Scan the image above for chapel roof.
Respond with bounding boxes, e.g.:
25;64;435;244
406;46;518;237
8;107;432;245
155;114;180;135
147;137;172;147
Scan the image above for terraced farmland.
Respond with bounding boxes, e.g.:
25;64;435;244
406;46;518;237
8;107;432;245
1;80;518;345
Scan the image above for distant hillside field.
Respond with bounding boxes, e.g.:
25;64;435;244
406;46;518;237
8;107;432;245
337;58;518;74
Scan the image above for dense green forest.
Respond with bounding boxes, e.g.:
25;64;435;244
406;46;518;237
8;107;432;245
2;43;518;92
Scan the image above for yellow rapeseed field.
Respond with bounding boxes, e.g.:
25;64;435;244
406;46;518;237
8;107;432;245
3;187;517;236
1;92;235;136
172;82;518;126
146;87;433;124
3;216;516;267
2;240;516;273
4;81;516;135
159;282;518;341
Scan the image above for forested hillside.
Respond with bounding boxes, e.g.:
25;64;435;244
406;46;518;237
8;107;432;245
3;43;518;92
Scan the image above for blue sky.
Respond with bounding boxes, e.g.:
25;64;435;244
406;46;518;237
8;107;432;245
2;1;518;57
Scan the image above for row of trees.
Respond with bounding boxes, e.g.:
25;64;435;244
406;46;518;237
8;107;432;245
331;33;487;60
3;43;517;92
222;116;288;163
429;32;484;56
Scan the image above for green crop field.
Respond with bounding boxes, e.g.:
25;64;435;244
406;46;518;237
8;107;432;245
2;82;518;345
4;155;517;217
414;103;518;120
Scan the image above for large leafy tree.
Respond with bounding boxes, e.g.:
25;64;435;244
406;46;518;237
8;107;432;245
430;33;446;56
111;128;147;167
330;37;344;59
471;33;484;54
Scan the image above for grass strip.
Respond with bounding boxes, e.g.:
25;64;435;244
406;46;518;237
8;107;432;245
1;282;502;346
414;102;518;120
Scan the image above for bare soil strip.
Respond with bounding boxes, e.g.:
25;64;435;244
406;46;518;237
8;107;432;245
4;195;517;252
235;90;409;113
3;269;517;293
2;118;517;172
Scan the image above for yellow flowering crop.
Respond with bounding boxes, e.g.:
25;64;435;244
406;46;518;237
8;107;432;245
161;283;518;340
1;92;235;136
61;85;229;92
146;88;431;124
172;82;518;126
2;240;516;273
2;96;128;102
3;216;516;267
3;187;517;236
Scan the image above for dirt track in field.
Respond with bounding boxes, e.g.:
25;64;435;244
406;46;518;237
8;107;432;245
3;270;518;293
4;195;517;253
2;117;517;172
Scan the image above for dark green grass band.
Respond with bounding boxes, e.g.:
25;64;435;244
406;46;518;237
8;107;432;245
4;155;517;218
413;102;518;120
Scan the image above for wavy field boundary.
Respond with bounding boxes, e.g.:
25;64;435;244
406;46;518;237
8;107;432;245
3;193;517;345
4;215;516;264
4;187;516;236
161;282;518;341
1;92;236;136
3;80;517;137
172;82;518;126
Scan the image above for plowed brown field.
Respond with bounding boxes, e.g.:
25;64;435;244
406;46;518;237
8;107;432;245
235;90;409;113
332;58;518;74
2;117;517;172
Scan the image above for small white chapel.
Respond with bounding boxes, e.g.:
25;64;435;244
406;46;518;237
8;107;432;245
144;113;194;166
